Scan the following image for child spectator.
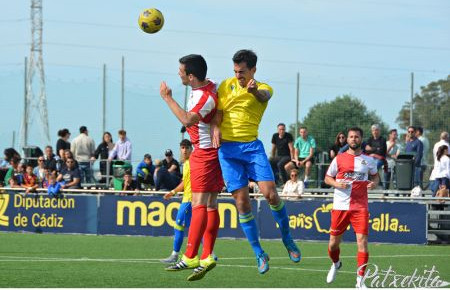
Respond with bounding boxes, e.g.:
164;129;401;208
120;172;139;195
4;156;23;188
47;172;64;197
136;154;155;190
22;164;39;194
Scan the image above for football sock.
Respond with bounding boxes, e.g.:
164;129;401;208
328;247;340;263
357;251;369;276
184;205;207;259
201;209;220;260
173;224;185;253
269;201;292;242
239;212;264;256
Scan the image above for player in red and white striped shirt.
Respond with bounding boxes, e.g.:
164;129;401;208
325;127;379;288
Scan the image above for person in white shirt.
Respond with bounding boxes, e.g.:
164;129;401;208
434;145;449;193
71;126;96;184
281;169;304;200
430;132;449;196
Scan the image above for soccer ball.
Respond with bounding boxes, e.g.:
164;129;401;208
138;8;164;34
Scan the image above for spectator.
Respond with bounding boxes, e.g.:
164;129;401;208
430;132;450;196
57;149;78;172
4;156;23;188
270;123;295;185
287;126;316;186
92;132;115;184
57;157;81;189
56;128;71;159
248;179;260;194
47;172;63;197
71;126;96;184
2;148;21;168
329;132;347;160
33;156;47;183
22;164;38;194
405;126;424;187
281;169;304;200
434;145;449;194
153;149;181;191
385;129;401;190
43;145;59;174
365;124;387;170
121;172;139;195
415;126;430;187
108;129;132;162
136;154;155;190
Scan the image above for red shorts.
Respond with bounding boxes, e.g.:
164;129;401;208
189;148;224;193
330;209;369;236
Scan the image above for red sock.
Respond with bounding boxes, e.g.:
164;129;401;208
201;209;220;260
328;248;340;263
184;205;207;259
357;251;369;276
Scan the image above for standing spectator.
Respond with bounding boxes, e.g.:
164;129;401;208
71;126;96;184
385;129;401;190
43;145;59;174
22;164;38;194
434;145;449;196
153;150;181;191
57;157;81;189
92;132;115;184
405;126;424;187
416;126;430;187
430;132;450;196
365;124;387;170
288;126;316;187
270;123;295;185
329;132;347;160
281;169;304;200
136;154;155;190
108;129;132;162
56;128;71;159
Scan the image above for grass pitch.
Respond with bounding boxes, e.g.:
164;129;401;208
0;232;449;288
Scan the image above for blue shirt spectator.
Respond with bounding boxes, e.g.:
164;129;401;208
405;138;423;167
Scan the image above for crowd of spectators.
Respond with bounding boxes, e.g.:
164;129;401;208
0;123;448;200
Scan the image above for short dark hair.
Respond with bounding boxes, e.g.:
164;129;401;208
179;54;207;81
144;154;151;160
232;49;257;69
58;128;70;137
417;126;423;134
348;127;364;137
180;139;192;148
299;126;308;130
407;125;416;131
118;129;126;135
277;123;286;128
388;129;398;135
80;126;87;133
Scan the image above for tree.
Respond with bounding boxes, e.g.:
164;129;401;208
396;75;450;147
288;95;388;153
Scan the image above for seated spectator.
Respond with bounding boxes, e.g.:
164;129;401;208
4;156;23;188
434;145;449;200
22;164;39;194
43;145;59;174
270;123;294;185
329;132;347;160
47;172;63;197
121;172;139;195
153;149;182;191
57;149;79;172
1;148;21;184
33;156;47;183
281;169;304;200
57;157;81;189
248;179;260;194
41;170;50;188
136;154;155;190
286;126;316;186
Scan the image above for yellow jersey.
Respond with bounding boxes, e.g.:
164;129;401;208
181;159;192;203
217;77;273;142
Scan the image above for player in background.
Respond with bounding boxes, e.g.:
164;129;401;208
160;139;193;264
211;49;301;275
160;54;224;281
324;127;379;288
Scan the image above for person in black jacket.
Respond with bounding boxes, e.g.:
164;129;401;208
91;132;115;184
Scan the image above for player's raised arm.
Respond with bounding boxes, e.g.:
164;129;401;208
246;79;271;102
160;81;200;127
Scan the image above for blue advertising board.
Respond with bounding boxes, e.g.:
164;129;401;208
259;200;427;244
0;193;97;234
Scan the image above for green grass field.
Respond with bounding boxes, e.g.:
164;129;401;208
0;232;449;288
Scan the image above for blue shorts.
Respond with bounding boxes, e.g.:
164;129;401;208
176;202;192;228
218;139;274;192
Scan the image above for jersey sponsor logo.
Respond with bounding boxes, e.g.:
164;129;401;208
342;171;366;181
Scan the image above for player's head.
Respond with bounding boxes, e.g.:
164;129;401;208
179;139;192;162
179;54;207;86
347;127;363;150
232;49;257;87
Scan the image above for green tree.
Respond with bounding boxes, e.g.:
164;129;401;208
396;75;450;147
289;95;388;153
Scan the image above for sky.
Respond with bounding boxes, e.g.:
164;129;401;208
0;0;449;166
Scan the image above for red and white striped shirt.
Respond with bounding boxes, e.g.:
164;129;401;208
326;152;378;210
186;80;218;149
